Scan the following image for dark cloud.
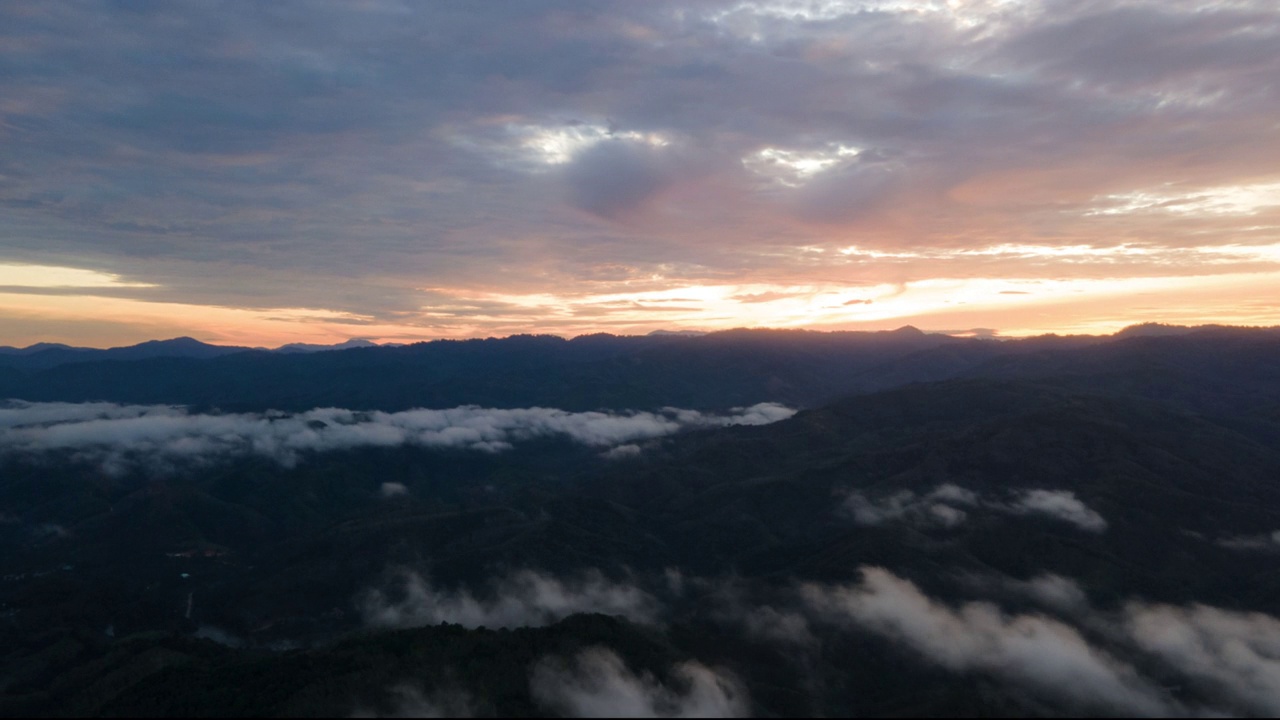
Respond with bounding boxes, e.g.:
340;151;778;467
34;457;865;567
563;140;676;219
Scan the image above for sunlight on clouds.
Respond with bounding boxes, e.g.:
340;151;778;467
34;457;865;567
1207;244;1280;263
0;263;156;289
837;242;1280;265
436;270;1280;338
838;246;923;259
3;2;1277;348
744;145;861;186
5;268;1280;348
837;243;1159;261
707;0;1030;33
523;125;610;165
1087;182;1280;217
456;120;671;169
711;0;946;23
0;291;403;348
955;244;1155;259
516;124;665;166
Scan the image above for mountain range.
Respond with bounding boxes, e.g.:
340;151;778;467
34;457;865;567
2;324;1280;716
0;336;393;371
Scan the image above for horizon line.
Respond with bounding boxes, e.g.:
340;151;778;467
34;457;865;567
5;321;1279;352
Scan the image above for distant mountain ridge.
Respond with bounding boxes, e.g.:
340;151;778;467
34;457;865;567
0;336;397;370
0;342;87;355
275;338;387;354
0;327;962;410
2;324;1279;414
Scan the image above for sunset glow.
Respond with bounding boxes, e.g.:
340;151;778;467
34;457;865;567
1;1;1278;347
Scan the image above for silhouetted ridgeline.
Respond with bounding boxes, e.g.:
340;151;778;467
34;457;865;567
2;325;1279;413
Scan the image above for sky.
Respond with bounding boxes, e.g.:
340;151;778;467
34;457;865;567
1;0;1278;348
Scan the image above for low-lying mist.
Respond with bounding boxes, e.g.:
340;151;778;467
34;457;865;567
0;399;795;474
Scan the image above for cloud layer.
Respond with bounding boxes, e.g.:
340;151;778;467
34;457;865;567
802;568;1169;715
0;399;794;473
352;564;1280;716
1126;602;1280;716
2;1;1279;343
797;567;1280;716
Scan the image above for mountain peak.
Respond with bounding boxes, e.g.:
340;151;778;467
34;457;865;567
274;338;380;353
1115;323;1195;338
134;336;210;348
0;342;86;355
647;329;707;337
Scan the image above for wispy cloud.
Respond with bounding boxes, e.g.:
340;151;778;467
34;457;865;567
1008;489;1107;533
800;568;1172;715
844;483;979;528
360;569;661;630
529;647;748;718
795;566;1280;716
352;563;1280;716
843;484;1107;533
1125;602;1280;716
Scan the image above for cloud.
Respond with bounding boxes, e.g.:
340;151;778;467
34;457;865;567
349;563;1280;717
800;567;1173;716
529;647;748;718
791;565;1280;715
4;1;1280;345
563;138;681;220
352;560;1280;716
379;482;408;498
360;569;660;630
843;484;1107;533
845;489;940;526
1012;574;1092;616
1008;489;1108;533
699;575;819;649
790;160;902;224
0;400;183;429
1216;530;1280;552
601;443;643;460
730;603;816;649
1125;602;1280;716
0;400;795;474
843;483;978;528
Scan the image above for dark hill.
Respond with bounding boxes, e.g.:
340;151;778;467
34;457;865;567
0;328;968;411
0;337;255;371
